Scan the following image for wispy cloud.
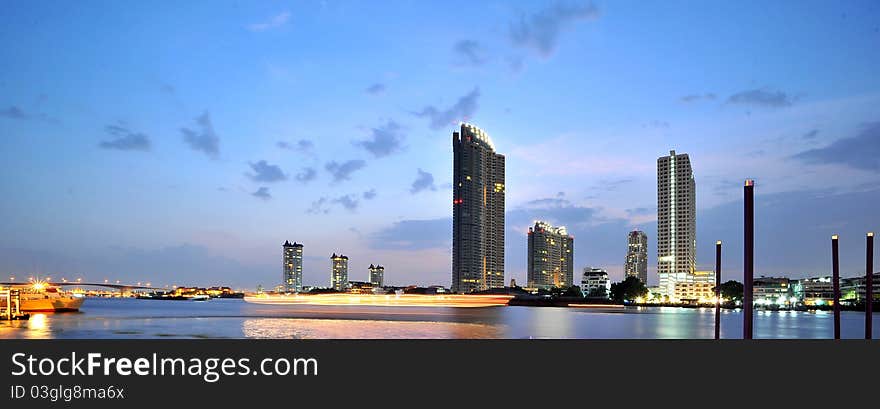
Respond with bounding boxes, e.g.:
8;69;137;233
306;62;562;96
325;160;366;182
792;121;880;171
354;120;405;158
414;87;480;130
0;106;27;119
246;160;287;182
363;189;377;200
333;194;359;212
365;83;386;95
98;122;151;152
247;11;291;32
295;167;317;183
453;40;489;66
510;2;599;57
180;112;220;159
727;88;795;107
252;187;272;200
410;169;437;194
277;139;314;156
679;93;716;103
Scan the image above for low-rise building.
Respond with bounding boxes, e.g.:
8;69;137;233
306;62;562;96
581;268;610;299
673;282;715;304
754;276;792;307
840;272;880;305
792;276;834;306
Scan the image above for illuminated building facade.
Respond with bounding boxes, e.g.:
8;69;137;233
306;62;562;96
527;221;574;289
753;276;792;306
581;268;610;299
673;282;715;303
625;230;648;284
347;281;375;294
368;264;385;288
330;253;349;291
282;240;303;293
452;123;505;293
792;276;834;306
841;273;880;304
657;150;696;299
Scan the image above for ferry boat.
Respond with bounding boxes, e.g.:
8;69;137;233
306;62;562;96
15;283;84;312
244;293;513;308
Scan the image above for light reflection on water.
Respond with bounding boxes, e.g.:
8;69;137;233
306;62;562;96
242;318;504;339
1;298;878;339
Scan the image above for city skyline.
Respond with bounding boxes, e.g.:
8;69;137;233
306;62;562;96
2;1;880;289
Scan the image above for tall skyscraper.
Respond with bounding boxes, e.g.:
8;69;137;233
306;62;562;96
527;221;574;289
282;240;303;293
452;123;505;293
657;150;696;299
368;264;384;288
330;253;349;291
625;230;648;284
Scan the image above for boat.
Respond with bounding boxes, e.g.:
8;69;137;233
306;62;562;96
16;283;84;312
244;293;513;308
191;294;210;301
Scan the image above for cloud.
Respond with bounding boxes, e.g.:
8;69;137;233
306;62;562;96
307;194;362;213
252;187;271;200
802;129;819;140
509;2;599;57
792;122;880;171
410;169;437;194
414;87;480;130
308;197;330;214
509;196;598;228
365;83;386;95
180;112;220;158
727;88;795;107
0;105;60;124
325;160;366;182
355;120;405;158
369;218;451;250
363;189;377;200
0;106;27;119
333;194;359;212
98;123;151;152
295;167;317;183
246;160;287;182
453;40;489;65
247;11;291;31
277;139;314;155
679;93;716;103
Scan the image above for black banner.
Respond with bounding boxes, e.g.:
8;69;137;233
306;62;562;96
1;340;877;407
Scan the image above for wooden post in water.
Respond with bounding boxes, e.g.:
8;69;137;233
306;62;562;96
832;234;840;339
715;240;722;340
867;232;874;339
743;179;754;339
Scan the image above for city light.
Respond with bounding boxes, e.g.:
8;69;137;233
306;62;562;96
246;293;513;308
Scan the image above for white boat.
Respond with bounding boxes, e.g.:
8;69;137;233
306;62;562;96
17;285;84;312
191;294;210;301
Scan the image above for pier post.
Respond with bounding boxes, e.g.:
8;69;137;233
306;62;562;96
832;234;840;339
867;232;874;339
715;240;722;340
743;180;754;339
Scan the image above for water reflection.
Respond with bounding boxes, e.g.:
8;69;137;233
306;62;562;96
242;318;504;339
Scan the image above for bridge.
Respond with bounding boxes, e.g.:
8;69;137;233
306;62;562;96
0;282;158;291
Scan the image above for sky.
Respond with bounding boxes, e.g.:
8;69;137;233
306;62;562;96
1;0;879;290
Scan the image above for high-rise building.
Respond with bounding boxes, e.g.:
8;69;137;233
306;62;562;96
330;253;349;291
452;123;505;293
581;267;610;299
282;240;303;293
368;264;384;288
657;150;696;299
527;221;574;289
625;230;648;284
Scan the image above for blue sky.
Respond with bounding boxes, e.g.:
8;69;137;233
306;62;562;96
2;0;879;289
